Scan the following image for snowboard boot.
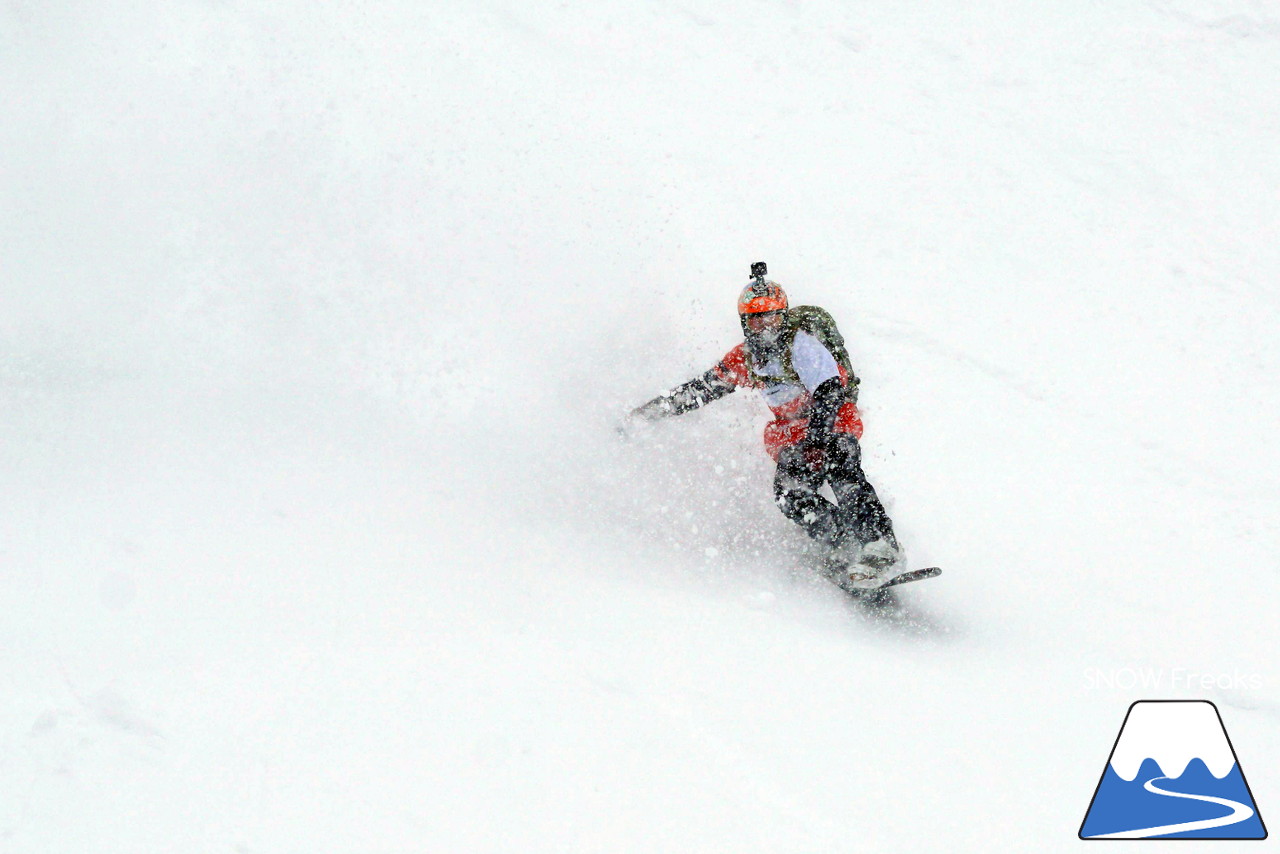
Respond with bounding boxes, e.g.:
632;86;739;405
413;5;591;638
844;536;905;589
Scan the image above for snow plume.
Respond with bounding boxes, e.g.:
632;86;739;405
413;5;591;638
2;0;788;557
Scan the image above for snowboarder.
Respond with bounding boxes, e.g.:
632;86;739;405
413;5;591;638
627;262;904;587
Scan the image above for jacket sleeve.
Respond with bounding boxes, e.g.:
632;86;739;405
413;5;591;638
631;366;738;421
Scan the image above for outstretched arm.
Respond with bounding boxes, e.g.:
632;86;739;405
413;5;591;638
630;367;738;421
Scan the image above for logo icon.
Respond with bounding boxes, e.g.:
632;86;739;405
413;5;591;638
1080;700;1267;839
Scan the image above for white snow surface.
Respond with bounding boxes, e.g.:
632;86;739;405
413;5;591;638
1109;701;1237;781
3;1;1279;851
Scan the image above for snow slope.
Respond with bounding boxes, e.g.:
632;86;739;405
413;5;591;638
2;1;1278;850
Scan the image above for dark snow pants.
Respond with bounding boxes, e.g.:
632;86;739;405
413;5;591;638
773;434;896;549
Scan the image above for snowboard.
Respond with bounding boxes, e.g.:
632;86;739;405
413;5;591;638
825;563;941;595
876;566;942;589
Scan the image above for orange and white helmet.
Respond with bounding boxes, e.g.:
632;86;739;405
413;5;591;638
737;261;788;316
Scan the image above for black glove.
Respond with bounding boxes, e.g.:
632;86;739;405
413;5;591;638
799;442;828;473
630;395;676;421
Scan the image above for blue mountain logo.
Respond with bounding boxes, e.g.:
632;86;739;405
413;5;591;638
1080;700;1266;839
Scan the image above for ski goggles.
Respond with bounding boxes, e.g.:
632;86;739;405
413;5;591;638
742;311;785;333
